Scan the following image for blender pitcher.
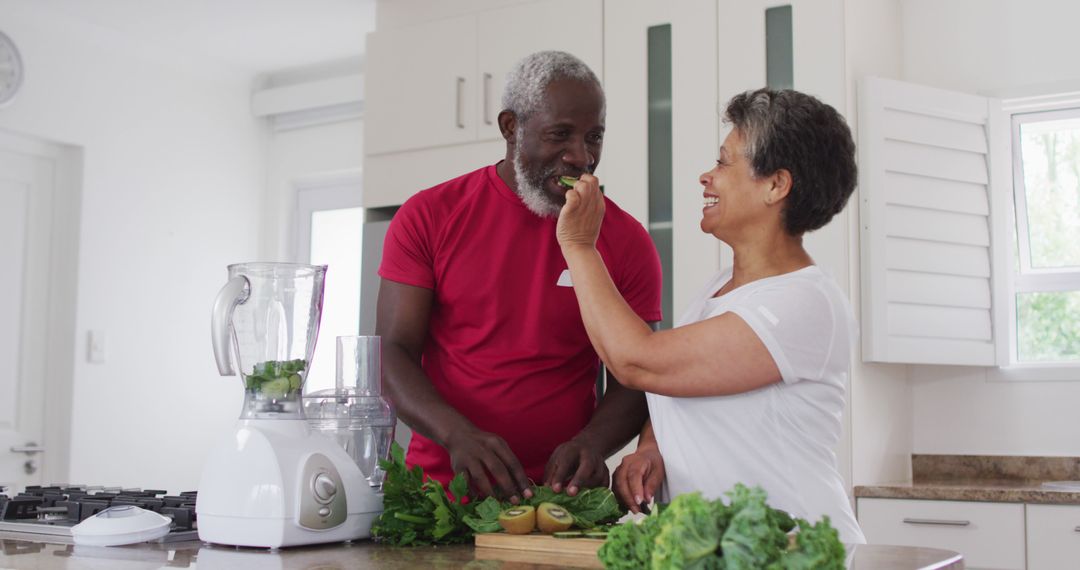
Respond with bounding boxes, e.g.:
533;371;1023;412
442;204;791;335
211;262;327;418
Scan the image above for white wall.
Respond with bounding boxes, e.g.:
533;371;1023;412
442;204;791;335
901;0;1080;457
843;0;916;486
264;119;364;262
0;4;265;491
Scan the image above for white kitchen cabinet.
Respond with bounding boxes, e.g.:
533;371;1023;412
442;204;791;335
857;498;1026;570
474;0;603;142
1026;504;1080;570
363;0;603;208
364;15;479;156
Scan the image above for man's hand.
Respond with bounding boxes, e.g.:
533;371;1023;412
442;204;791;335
445;427;532;504
612;447;665;514
543;438;610;496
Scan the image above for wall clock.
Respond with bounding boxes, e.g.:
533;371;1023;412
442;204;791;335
0;30;24;108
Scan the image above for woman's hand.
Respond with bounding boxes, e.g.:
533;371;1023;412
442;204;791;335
612;447;665;514
556;173;605;252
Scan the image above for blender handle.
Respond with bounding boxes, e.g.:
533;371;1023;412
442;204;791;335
211;275;249;376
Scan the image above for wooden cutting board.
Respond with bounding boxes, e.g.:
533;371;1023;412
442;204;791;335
474;532;606;568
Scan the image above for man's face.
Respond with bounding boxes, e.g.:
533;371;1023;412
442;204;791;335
511;79;605;218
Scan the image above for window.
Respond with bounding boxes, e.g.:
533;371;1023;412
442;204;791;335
296;176;364;394
857;77;1080;377
1009;109;1080;365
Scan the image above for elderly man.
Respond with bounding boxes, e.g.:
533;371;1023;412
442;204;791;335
376;51;661;503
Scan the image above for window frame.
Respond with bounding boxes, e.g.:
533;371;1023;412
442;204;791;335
990;96;1080;380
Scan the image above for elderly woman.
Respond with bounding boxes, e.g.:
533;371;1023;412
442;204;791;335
555;87;865;544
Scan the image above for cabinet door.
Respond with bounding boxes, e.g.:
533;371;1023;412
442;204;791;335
857;498;1025;570
474;0;603;142
1027;503;1080;569
365;15;478;156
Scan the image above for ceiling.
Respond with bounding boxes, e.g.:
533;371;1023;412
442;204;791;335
23;0;377;75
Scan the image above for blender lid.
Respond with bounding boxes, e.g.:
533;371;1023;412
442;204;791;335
71;505;172;546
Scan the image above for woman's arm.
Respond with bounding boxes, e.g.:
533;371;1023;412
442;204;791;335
557;175;781;397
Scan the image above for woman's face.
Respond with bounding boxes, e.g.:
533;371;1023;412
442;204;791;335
698;128;773;239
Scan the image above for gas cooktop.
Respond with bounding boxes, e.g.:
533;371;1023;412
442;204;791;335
0;485;198;542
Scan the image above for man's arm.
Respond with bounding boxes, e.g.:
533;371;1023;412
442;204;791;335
376;278;531;501
543;321;657;495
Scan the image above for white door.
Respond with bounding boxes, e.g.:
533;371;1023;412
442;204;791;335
0;144;54;491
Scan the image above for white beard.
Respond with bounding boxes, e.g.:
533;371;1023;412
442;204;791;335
512;149;563;219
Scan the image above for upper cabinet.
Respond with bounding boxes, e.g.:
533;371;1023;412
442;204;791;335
473;0;602;141
365;15;479;156
363;0;602;208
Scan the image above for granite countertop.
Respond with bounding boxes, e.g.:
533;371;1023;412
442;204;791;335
0;534;964;570
854;454;1080;504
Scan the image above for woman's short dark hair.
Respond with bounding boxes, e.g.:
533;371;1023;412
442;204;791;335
724;88;857;235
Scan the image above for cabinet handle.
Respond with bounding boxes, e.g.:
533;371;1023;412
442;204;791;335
902;518;971;527
483;72;493;125
455;77;466;129
1074;526;1080;533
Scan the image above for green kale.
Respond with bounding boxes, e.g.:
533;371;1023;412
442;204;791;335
597;508;665;570
719;500;787;569
780;517;847;570
651;493;721;569
597;483;845;570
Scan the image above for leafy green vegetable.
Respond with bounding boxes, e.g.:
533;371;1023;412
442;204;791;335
651;493;721;569
780;517;846;570
371;441;474;545
597;483;846;570
462;496;503;534
720;499;787;569
524;485;622;528
245;359;305;398
372;441;625;545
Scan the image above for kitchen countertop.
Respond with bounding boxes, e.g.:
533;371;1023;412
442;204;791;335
854;479;1080;504
854;454;1080;504
0;534;964;569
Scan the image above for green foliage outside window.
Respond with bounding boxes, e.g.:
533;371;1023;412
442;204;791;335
1017;119;1080;362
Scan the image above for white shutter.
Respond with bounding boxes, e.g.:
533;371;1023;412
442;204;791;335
858;76;1009;365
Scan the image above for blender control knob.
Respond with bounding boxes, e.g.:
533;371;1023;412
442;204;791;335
313;472;337;503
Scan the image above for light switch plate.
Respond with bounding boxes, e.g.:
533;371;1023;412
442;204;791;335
88;330;105;363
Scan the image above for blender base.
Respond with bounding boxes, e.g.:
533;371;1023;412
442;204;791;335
196;419;383;548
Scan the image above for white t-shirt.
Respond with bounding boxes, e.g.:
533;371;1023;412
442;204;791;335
646;265;866;544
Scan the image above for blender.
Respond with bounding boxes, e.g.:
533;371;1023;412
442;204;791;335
196;263;384;548
305;336;395;490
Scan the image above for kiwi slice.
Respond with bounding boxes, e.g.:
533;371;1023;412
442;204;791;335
536;502;574;534
497;505;536;535
558;176;578;188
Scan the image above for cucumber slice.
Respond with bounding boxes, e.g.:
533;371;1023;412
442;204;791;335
261;377;291;399
584;531;609;539
558;176;578;188
552;531;584;539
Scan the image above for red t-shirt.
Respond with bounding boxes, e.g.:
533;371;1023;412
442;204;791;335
378;164;662;486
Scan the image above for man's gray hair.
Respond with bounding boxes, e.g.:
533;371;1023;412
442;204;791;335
502;51;604;122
